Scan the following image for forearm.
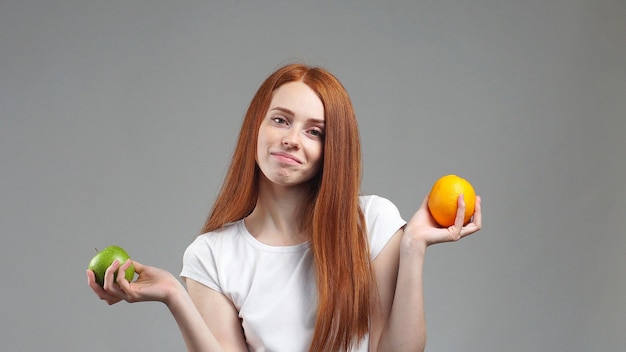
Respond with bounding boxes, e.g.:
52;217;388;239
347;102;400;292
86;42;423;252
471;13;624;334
165;283;224;352
377;236;427;352
375;193;481;351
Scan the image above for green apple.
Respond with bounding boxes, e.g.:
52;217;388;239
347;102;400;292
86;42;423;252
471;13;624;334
88;245;135;287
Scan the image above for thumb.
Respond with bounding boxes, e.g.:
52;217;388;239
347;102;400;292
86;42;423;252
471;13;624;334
131;260;145;273
419;194;429;210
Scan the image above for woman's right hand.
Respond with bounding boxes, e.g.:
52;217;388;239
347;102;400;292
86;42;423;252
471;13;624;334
88;261;235;351
87;259;183;306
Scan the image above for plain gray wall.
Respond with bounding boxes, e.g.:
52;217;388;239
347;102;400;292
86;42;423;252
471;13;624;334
1;1;625;351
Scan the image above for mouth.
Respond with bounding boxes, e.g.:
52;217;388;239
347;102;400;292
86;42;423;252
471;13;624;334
271;152;302;165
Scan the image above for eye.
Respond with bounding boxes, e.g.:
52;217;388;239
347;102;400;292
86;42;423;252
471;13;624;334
308;128;324;139
271;116;288;125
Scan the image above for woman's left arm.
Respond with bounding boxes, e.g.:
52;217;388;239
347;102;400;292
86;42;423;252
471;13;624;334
369;194;482;352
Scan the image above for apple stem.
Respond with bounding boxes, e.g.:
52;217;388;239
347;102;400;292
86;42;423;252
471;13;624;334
94;247;99;253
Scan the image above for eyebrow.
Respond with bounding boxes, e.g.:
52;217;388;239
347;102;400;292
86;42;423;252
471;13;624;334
270;107;325;125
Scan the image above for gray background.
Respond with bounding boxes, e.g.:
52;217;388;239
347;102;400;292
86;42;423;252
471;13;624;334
1;1;625;351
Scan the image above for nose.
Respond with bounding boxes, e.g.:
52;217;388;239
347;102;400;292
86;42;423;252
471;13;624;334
282;129;300;149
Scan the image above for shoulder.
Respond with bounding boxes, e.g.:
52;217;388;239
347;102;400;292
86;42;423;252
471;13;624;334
180;221;246;292
182;221;247;268
185;221;241;250
359;194;403;218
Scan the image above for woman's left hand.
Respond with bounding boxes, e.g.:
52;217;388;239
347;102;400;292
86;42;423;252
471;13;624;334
403;194;482;251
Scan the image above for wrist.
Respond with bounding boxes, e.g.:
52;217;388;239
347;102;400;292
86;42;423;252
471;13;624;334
163;279;187;307
400;227;428;256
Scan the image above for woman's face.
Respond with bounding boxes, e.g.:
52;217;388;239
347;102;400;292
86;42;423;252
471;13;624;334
256;81;325;188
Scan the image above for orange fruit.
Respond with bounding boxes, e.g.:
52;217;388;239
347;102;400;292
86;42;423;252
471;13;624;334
427;174;476;227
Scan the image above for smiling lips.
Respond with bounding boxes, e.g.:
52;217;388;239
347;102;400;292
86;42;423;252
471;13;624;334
271;152;302;164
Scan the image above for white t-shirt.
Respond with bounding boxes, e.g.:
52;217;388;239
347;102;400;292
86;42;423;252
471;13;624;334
180;195;406;352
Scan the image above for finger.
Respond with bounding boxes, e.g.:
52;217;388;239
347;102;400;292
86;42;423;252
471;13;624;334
453;194;466;228
119;258;134;278
87;269;122;304
87;269;104;293
87;269;106;292
120;258;132;270
460;196;482;237
442;194;465;239
86;268;95;285
86;269;105;293
117;260;146;303
105;259;120;277
472;196;482;229
116;262;133;297
116;259;133;285
103;259;121;291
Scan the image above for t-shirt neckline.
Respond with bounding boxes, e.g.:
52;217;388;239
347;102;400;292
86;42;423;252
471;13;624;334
238;220;311;253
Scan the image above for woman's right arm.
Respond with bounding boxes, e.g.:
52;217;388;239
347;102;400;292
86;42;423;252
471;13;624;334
183;278;248;351
87;259;247;351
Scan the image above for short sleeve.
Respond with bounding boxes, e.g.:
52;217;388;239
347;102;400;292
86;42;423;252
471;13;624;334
360;195;406;260
180;235;223;293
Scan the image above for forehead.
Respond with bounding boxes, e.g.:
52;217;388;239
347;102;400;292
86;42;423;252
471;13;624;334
269;81;325;121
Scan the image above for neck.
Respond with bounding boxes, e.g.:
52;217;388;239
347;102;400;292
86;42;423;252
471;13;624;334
245;175;311;246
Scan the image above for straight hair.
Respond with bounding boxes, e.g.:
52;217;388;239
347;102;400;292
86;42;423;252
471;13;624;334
202;64;371;351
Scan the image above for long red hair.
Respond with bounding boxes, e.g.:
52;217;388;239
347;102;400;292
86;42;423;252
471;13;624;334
202;64;371;351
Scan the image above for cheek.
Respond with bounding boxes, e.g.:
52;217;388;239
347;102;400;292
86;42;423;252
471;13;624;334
257;125;280;146
256;128;270;154
311;144;324;167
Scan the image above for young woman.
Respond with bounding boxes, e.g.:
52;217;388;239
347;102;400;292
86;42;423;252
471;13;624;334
87;63;482;352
